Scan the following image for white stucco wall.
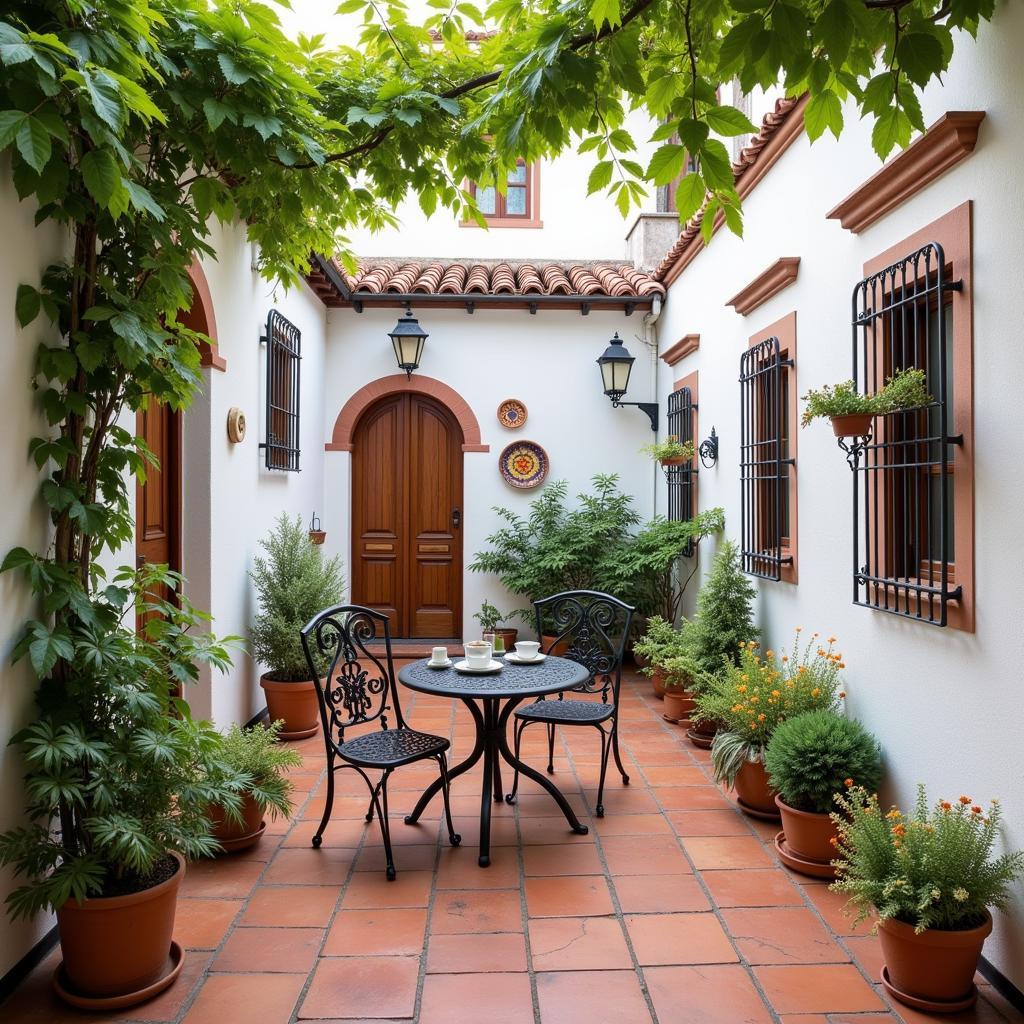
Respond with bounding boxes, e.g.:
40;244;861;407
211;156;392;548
321;304;659;636
656;7;1024;987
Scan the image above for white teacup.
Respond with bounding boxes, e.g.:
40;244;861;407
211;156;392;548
514;641;541;661
465;640;492;667
430;646;449;665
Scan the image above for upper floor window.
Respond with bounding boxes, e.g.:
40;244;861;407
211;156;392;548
666;375;698;555
260;309;301;472
464;159;541;228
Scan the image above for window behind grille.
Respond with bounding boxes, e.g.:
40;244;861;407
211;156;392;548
666;385;697;555
739;337;793;580
852;242;961;624
260;309;301;472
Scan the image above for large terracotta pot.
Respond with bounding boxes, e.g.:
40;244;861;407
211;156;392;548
663;688;695;725
210;793;266;853
260;674;319;740
733;758;779;819
687;717;718;748
541;634;571;657
651;669;667;699
57;851;184;1000
879;912;992;1008
776;796;838;870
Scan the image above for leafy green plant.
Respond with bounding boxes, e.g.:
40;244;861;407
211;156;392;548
831;785;1024;934
472;600;523;633
631;615;687;674
699;631;847;785
251;514;345;681
683;540;758;687
764;710;881;814
800;369;931;427
0;566;242;918
214;721;302;823
639;436;695;463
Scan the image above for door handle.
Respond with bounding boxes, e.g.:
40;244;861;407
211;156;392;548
451;507;461;530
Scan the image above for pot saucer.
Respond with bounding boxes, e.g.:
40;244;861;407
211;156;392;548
504;652;547;665
426;658;453;670
53;940;184;1010
217;821;267;854
774;831;836;879
453;659;504;675
276;723;319;741
686;727;714;749
735;796;781;822
880;965;978;1013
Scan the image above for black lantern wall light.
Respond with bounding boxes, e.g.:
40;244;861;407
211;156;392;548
389;307;428;377
596;332;659;432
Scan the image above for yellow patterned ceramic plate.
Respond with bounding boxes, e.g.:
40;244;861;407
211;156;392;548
499;441;549;489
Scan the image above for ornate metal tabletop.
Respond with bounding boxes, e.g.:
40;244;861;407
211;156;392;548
398;655;588;700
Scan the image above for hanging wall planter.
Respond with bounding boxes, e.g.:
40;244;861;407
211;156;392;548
829;412;874;437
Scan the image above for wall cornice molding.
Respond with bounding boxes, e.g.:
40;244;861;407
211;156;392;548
726;257;800;316
827;111;985;234
660;333;700;365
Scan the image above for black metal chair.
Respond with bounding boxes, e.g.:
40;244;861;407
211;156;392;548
300;605;460;879
507;590;634;817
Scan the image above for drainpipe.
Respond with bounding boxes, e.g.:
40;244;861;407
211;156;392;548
642;294;663;516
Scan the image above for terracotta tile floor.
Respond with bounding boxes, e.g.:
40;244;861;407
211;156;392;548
3;673;1022;1024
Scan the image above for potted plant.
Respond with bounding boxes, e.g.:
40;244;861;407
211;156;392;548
831;785;1024;1013
0;566;241;1008
696;630;845;819
632;616;684;698
472;600;521;655
639;435;695;466
251;514;345;740
208;721;302;853
800;367;930;438
660;653;698;725
683;540;758;747
764;709;881;877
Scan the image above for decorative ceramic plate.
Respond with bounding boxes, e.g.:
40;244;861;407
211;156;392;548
499;441;549;489
497;399;528;429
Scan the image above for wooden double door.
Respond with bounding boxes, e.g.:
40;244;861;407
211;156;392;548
352;393;463;638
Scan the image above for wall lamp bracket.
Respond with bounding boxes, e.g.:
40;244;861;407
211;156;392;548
698;427;719;468
612;399;659;433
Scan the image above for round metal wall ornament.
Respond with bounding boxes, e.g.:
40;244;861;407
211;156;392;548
227;407;246;443
497;398;528;429
499;440;549;489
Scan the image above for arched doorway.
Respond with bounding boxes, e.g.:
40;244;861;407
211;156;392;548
351;392;464;638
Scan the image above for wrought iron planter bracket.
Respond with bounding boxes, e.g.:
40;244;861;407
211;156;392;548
837;431;872;470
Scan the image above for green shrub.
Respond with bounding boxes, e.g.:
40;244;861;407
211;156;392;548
631;616;688;675
831;785;1024;933
251;514;345;680
765;710;881;814
216;721;303;822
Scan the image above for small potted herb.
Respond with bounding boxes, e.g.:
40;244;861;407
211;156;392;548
764;709;881;877
639;435;695;466
473;600;521;655
208;721;303;853
800;368;930;438
252;514;345;739
632;615;688;698
831;785;1024;1013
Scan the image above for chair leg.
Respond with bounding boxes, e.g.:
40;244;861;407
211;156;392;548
611;722;630;785
505;719;527;805
546;723;556;773
311;752;335;848
377;769;397;881
595;726;611;818
364;787;376;823
438;753;462;847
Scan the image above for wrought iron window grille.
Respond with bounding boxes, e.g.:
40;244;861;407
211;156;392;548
666;384;698;556
851;241;963;626
259;309;302;472
739;336;794;580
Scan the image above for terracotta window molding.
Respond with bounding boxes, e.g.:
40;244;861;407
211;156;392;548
460;160;543;229
726;257;800;316
661;333;700;365
745;312;798;585
827;111;985;234
185;260;226;371
858;202;974;632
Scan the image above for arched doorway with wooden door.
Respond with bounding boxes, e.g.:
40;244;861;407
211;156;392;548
351;391;465;639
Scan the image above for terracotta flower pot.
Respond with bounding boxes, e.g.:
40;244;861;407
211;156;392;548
492;628;518;655
56;851;184;1001
541;633;571;657
663;688;695;725
260;674;320;740
687;717;718;749
733;758;780;819
210;793;266;853
776;796;839;871
830;412;874;437
632;650;650;670
879;912;992;1009
650;668;667;699
660;455;688;466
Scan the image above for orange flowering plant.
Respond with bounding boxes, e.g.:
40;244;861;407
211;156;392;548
830;784;1024;934
696;630;846;785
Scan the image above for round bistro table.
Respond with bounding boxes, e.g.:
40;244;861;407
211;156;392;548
398;655;590;866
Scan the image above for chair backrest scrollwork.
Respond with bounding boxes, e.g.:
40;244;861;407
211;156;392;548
300;605;404;750
533;590;634;703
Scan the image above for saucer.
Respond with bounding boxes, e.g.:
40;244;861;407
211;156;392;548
504;652;547;665
426;658;453;670
453;659;504;675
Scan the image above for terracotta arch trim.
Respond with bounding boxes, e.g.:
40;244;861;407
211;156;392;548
327;374;489;453
187;260;226;371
